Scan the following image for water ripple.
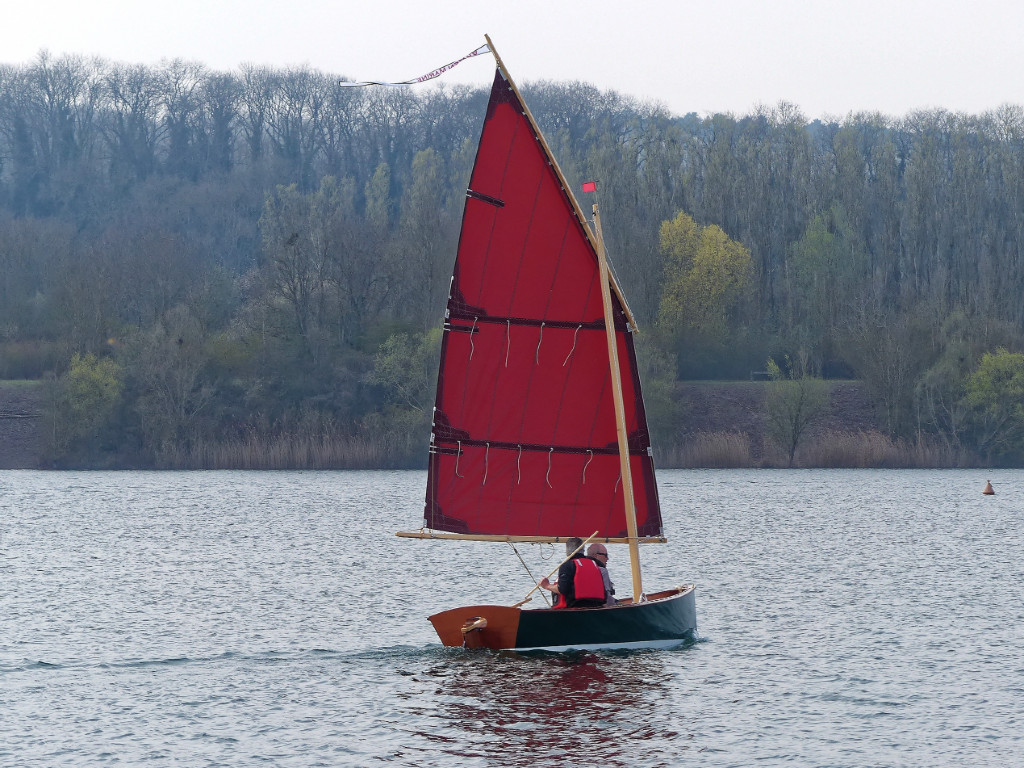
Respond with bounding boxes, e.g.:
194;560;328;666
2;468;1023;766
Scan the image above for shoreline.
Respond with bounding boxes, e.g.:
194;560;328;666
0;380;1003;470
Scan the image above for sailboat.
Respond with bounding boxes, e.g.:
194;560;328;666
397;36;696;651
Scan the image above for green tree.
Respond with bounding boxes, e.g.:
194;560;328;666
121;305;213;461
841;308;934;436
656;211;753;378
364;162;392;234
46;352;123;460
366;329;442;460
963;349;1024;461
369;329;440;413
396;149;456;327
684;224;753;340
635;337;682;452
911;311;1022;457
656;211;701;329
915;341;972;456
783;207;862;374
764;356;828;467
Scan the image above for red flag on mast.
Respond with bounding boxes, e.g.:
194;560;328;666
582;181;598;193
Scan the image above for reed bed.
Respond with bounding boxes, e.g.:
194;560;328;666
158;431;423;470
160;430;975;471
659;432;753;468
661;429;976;469
797;430;973;468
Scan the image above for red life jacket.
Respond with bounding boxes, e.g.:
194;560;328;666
572;558;606;601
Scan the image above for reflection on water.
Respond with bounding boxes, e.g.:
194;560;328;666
402;649;694;768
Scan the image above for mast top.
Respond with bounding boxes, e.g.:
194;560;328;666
482;35;638;331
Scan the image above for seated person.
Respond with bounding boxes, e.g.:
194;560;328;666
587;543;616;605
546;537;582;609
540;538;606;608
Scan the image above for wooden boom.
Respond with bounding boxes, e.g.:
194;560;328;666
396;530;667;544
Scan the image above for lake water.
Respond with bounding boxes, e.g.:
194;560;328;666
1;468;1022;767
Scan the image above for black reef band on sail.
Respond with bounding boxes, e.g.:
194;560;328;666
427;439;647;457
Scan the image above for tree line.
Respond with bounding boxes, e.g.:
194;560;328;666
1;52;1023;466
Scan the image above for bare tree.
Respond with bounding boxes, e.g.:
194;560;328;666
764;356;829;467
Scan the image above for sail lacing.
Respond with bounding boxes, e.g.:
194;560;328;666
436;438;630;457
443;443;626;493
535;322;544;364
563;324;582;366
469;316;478;359
505;320;511;367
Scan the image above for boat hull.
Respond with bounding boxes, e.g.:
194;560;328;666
429;585;696;652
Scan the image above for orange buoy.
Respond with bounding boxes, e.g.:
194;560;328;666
983;481;995;495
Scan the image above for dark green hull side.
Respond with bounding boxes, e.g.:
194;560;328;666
513;586;696;651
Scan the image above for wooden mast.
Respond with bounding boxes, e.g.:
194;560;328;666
592;204;644;601
484;35;645;601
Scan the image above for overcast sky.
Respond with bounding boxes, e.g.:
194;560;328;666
3;0;1022;120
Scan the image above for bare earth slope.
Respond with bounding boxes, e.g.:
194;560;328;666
0;384;43;469
676;380;880;461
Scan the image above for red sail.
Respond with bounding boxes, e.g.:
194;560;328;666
424;69;663;540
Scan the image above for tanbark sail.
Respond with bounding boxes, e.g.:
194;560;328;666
424;69;662;542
